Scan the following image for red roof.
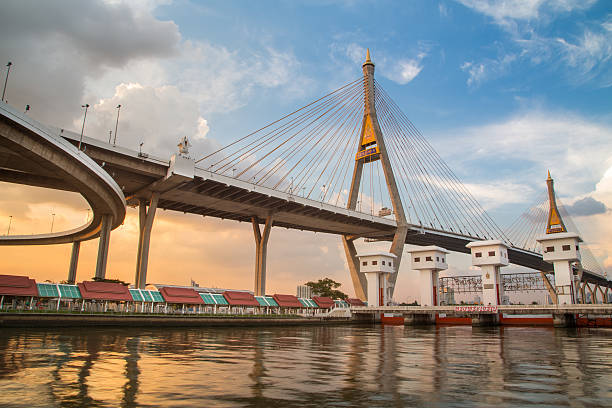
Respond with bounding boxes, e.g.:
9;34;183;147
0;274;38;297
77;281;132;301
312;296;335;309
346;298;366;307
159;287;204;304
223;291;259;306
272;294;302;308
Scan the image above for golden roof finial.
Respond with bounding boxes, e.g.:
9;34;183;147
366;48;371;63
547;169;551;180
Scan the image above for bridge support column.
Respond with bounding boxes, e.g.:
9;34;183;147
407;246;449;306
471;313;500;327
95;214;112;279
135;193;159;289
67;241;80;284
539;271;558;304
553;313;576;328
342;236;367;301
404;314;435;325
466;241;509;306
252;215;273;296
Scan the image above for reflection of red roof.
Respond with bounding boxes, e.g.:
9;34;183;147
77;281;132;301
346;298;365;307
0;274;38;296
223;291;259;306
273;294;302;308
312;296;334;309
160;287;204;304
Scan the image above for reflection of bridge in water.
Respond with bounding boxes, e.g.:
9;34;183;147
1;326;611;406
0;50;609;306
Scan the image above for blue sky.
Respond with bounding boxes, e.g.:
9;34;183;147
0;0;611;300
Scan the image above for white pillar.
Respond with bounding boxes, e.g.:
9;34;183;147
408;246;449;306
466;240;509;307
357;252;397;306
419;270;438;306
537;232;582;305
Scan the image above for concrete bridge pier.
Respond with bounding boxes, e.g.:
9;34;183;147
471;313;500;327
553;313;577;327
134;193;159;289
94;214;113;279
67;241;80;284
404;314;435;325
252;215;273;296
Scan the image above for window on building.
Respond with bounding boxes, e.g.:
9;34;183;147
414;257;420;262
475;252;482;258
382;261;385;265
436;257;440;262
488;251;495;256
362;261;367;266
372;261;378;265
426;256;432;261
442;258;445;263
562;245;571;251
389;262;392;267
576;245;580;250
546;246;554;253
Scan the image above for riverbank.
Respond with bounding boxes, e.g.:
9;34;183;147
0;312;368;328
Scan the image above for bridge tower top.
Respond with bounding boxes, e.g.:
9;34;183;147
546;171;567;234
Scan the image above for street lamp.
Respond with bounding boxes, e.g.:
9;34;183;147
50;213;55;233
78;104;90;151
2;61;12;102
113;104;121;145
6;215;12;235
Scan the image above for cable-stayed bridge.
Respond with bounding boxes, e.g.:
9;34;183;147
0;51;609;304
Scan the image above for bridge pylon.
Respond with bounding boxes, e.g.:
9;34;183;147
343;50;408;302
537;171;582;304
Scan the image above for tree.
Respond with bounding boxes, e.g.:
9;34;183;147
92;276;130;286
305;278;348;300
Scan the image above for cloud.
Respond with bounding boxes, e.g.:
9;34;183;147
565;196;608;217
83;83;218;159
332;42;427;85
438;111;612;197
454;1;610;87
454;0;596;27
0;0;180;127
461;54;516;86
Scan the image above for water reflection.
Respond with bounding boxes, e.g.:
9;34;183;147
1;326;611;407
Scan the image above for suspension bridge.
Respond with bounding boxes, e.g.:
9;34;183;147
0;50;609;307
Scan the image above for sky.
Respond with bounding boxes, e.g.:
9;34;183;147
0;0;611;303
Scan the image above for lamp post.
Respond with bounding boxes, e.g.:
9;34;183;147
6;215;12;235
50;213;55;233
78;104;90;151
2;61;12;102
108;130;112;143
113;104;121;145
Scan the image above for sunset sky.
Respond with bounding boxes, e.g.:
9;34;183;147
1;0;611;302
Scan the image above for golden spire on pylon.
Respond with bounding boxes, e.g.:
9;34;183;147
363;48;374;67
546;170;567;234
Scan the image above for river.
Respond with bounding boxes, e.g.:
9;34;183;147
1;325;611;407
